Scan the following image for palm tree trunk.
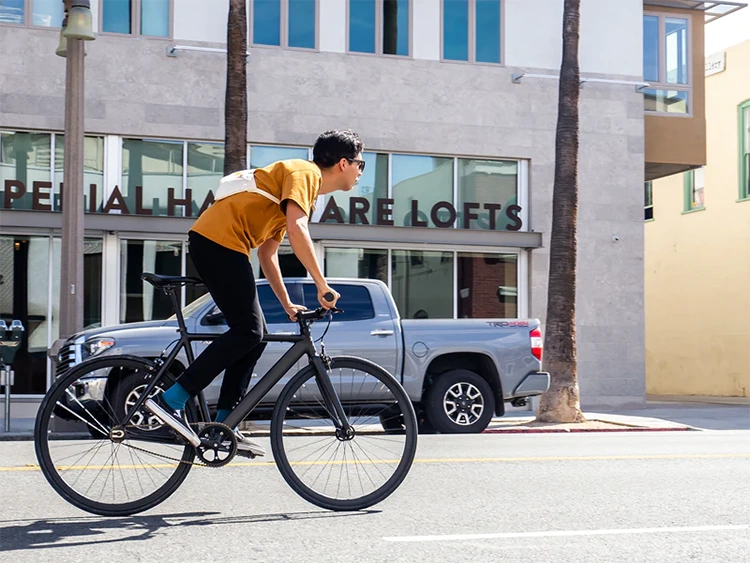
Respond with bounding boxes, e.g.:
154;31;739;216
224;0;248;175
536;0;585;423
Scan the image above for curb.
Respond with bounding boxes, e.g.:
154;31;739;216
482;426;694;434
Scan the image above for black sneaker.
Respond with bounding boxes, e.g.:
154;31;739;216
145;395;201;447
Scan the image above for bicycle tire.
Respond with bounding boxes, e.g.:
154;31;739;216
34;355;196;516
271;356;417;511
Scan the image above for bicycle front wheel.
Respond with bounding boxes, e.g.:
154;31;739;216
34;356;196;516
271;356;417;511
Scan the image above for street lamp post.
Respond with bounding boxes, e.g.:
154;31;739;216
56;0;95;339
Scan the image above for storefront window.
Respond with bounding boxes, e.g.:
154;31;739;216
0;236;50;394
120;240;182;323
0;131;52;211
250;145;309;169
54;135;105;213
392;250;453;319
457;159;519;231
324;247;388;283
457;253;517;318
122;138;184;217
391;155;454;228
320;152;388;225
187;142;224;217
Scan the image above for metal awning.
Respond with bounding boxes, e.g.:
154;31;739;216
644;1;747;22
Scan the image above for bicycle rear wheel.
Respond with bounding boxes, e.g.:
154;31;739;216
34;356;196;516
271;356;417;511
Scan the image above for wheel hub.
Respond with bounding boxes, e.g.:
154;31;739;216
335;426;356;441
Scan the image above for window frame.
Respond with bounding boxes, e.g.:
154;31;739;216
345;0;412;58
0;0;66;30
249;0;319;51
644;181;654;221
739;99;750;202
99;0;174;39
440;0;504;66
682;167;705;213
642;11;692;117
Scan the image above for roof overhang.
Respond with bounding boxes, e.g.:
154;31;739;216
644;1;747;22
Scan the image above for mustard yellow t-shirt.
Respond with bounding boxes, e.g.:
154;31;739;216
190;160;321;256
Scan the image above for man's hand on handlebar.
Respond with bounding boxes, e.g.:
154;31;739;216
317;283;340;310
283;302;307;322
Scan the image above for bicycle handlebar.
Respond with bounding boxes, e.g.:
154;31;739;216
296;306;343;324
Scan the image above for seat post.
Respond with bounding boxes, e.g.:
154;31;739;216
166;286;189;335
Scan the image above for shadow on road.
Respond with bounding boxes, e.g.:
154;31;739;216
0;509;377;552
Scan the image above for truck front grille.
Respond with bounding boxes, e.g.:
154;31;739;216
56;343;78;377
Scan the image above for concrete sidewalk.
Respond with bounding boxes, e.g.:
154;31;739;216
2;401;748;440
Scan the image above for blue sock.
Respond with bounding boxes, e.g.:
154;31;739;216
161;383;190;411
215;409;232;423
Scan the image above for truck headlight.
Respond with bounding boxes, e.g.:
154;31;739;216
83;337;116;358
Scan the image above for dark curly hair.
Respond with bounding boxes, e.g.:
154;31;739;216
312;129;363;168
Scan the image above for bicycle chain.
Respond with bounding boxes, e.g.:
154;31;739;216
116;423;218;468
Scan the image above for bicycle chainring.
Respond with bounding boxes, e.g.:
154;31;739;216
195;422;237;467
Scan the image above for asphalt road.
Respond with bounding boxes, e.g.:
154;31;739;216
1;430;748;563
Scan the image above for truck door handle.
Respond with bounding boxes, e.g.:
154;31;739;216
370;329;394;337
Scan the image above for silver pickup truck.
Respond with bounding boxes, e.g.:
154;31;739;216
55;278;549;433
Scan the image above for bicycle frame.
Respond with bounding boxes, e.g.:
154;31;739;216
121;286;352;437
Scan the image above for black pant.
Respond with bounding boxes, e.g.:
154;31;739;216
176;231;267;411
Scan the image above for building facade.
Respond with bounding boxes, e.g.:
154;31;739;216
646;38;750;398
1;0;734;413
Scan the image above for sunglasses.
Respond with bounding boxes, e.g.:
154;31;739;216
348;158;366;172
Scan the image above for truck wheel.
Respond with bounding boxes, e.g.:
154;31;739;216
424;370;494;434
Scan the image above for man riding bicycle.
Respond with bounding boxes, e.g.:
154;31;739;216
146;129;365;456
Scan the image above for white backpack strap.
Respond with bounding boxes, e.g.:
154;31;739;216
213;170;280;204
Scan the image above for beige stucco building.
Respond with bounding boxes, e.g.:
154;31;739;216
646;38;750;398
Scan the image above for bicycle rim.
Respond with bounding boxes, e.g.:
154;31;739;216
271;356;417;511
34;356;195;516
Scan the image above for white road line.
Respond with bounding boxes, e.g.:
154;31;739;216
382;524;750;543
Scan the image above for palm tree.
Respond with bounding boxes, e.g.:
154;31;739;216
536;0;585;423
224;0;248;175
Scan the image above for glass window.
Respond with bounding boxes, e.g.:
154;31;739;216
120;240;182;323
741;103;750;200
324;247;388;284
392;250;453;319
643;15;659;82
32;0;63;27
122;138;184;217
0;131;51;211
54;135;105;214
383;0;409;56
187;142;224;217
0;0;24;24
457;253;517;318
392;154;454;228
141;0;169;37
253;0;282;46
302;283;375;321
257;284;294;324
457;158;518;230
684;167;704;211
643;89;689;114
250;145;309;168
320;152;388;225
102;0;132;34
644;181;653;221
665;17;688;85
475;0;500;63
443;0;468;61
289;0;316;48
349;0;376;53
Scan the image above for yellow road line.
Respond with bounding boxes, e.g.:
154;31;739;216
1;453;748;472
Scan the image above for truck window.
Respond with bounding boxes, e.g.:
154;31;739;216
258;285;295;324
302;284;375;321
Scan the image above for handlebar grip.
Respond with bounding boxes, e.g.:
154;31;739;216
323;292;335;302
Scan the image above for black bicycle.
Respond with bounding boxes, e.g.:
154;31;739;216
34;273;417;516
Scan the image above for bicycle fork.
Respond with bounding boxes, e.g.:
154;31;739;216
310;355;354;438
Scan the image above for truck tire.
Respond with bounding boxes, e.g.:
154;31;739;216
424;370;494;434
